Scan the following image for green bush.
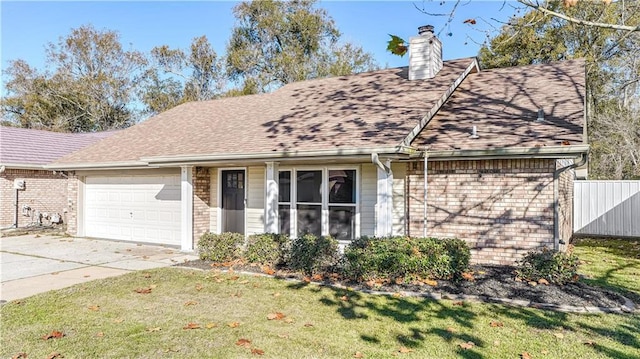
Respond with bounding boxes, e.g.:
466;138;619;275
197;232;245;262
289;234;339;275
515;247;579;285
245;233;290;266
343;236;470;281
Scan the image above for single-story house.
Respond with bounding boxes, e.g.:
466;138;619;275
48;26;588;265
0;126;115;229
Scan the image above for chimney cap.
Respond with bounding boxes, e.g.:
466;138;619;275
418;25;435;35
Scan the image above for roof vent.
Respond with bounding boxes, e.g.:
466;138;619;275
409;25;443;80
470;125;479;139
536;108;545;122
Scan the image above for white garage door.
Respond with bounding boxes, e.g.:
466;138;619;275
85;175;181;245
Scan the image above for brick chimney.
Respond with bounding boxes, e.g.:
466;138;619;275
409;25;443;80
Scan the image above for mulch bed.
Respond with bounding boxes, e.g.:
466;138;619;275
176;260;634;311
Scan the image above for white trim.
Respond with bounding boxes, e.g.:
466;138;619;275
181;166;194;251
78;176;86;237
264;162;279;233
217;167;248;236
375;159;393;237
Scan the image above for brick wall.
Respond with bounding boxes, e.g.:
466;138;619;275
65;172;79;235
193;167;211;246
0;169;69;228
557;159;575;249
407;159;556;265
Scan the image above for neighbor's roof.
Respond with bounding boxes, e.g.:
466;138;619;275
412;58;586;150
0;126;116;168
52;58;476;167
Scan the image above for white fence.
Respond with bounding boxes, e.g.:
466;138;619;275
574;181;640;238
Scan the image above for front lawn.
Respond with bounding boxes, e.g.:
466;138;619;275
1;238;639;359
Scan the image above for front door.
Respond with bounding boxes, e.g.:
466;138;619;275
222;170;245;234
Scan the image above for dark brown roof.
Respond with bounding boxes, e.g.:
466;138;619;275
53;58;475;165
0;126;116;167
412;59;586;150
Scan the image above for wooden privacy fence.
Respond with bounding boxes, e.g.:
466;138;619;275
574;180;640;238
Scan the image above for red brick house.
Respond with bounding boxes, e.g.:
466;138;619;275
0;126;114;229
49;27;588;264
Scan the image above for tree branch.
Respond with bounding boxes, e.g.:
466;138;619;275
517;0;640;31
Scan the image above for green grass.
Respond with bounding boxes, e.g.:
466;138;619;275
2;240;639;359
573;237;640;304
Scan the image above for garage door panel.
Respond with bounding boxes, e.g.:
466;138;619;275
85;175;181;245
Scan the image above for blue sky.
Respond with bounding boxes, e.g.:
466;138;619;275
1;1;520;94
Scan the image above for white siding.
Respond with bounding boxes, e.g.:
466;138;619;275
246;166;265;235
391;162;406;236
360;163;377;237
209;169;218;233
574;180;640;237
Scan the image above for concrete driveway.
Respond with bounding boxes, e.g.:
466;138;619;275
1;234;198;303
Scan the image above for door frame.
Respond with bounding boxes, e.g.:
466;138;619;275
217;167;247;235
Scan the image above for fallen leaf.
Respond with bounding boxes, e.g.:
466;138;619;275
311;274;323;281
452;301;464;306
239;280;249;284
521;352;532;359
398;346;413;353
584;340;596;346
231;291;242;298
303;276;311;283
143;273;151;278
42;331;65;340
553;332;564;339
149;284;157;289
113;318;124;323
284;318;295;324
493;340;500;346
11;353;27;359
163;347;180;353
251;348;264;355
51;272;60;275
423;279;438;286
262;266;275;275
304;323;314;327
446;327;457;333
228;322;240;328
267;312;286;320
184;300;198;306
87;305;100;311
528;281;538;287
195;283;204;291
538;278;550;285
142;255;149;259
541;350;549;354
353;351;364;358
182;322;201;330
206;322;217;329
134;287;152;294
340;295;349;301
278;333;289;339
235;338;252;348
229;275;239;281
96;332;104;337
392;292;403;298
490;321;504;327
462;272;475;281
147;327;162;332
478;270;486;275
273;292;281;297
46;353;62;359
83;275;91;278
459;341;475;350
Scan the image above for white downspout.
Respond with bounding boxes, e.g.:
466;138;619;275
372;153;392;237
423;151;428;238
553;153;587;251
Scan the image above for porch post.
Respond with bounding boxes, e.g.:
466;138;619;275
265;162;279;233
376;159;393;237
181;166;194;251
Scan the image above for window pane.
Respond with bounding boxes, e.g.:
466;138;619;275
329;206;355;240
278;171;291;203
297;170;322;203
297;204;322;237
278;205;290;235
329;170;355;204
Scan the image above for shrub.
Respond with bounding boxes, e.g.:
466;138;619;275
515;247;579;285
197;232;245;262
343;236;470;281
289;234;339;275
245;233;290;266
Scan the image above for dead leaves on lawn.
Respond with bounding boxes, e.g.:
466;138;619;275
134;285;156;294
42;331;65;340
87;305;100;311
266;312;286;321
489;321;504;327
235;338;264;355
11;353;27;359
182;322;201;330
459;341;475;350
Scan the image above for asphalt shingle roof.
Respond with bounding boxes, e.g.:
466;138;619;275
0;126;115;167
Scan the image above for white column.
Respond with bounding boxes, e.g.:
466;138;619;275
376;159;393;237
181;166;194;251
264;162;279;233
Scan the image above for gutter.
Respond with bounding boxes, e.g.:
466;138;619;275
45;161;157;171
412;145;590;161
553;152;588;251
0;163;50;171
